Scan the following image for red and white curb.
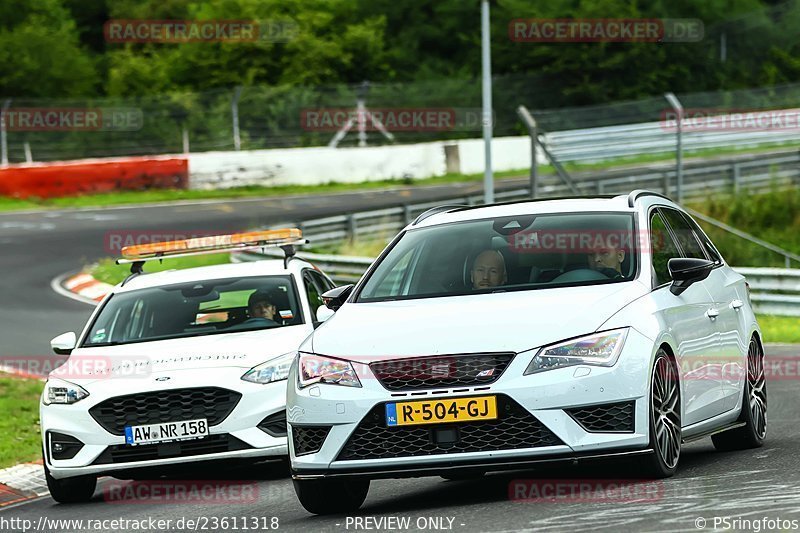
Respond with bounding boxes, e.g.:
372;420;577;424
51;271;113;306
0;462;47;507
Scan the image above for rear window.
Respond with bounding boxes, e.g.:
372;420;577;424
357;212;637;302
82;276;303;347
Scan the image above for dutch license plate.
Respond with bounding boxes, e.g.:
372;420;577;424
124;418;209;446
385;396;497;427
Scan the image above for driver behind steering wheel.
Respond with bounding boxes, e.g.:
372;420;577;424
587;245;625;279
244;290;279;326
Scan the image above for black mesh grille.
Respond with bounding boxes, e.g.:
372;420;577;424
336;395;563;461
292;426;331;456
89;387;242;436
369;353;514;391
91;434;251;465
258;411;287;438
566;401;635;433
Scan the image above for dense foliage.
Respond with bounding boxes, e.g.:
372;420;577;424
2;0;800;104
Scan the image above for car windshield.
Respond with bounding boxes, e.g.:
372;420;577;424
357;211;637;302
82;275;303;347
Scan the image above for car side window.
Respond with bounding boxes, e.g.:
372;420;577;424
650;211;680;286
681;212;723;264
302;272;324;318
309;270;335;293
661;208;707;260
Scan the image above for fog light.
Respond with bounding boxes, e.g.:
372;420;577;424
48;432;84;461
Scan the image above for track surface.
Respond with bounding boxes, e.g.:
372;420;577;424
1;184;798;532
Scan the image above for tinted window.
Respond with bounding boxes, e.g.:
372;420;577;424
357;212;637;302
681;212;723;264
661;208;707;260
650;211;680;286
83;276;302;347
303;272;324;317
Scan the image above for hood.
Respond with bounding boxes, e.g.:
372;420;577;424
310;282;648;361
59;325;310;384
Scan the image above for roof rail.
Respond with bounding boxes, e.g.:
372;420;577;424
413;205;467;225
626;190;672;208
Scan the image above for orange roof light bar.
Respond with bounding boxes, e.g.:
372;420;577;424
120;228;303;260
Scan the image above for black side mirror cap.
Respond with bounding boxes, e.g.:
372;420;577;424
322;284;354;312
668;258;714;295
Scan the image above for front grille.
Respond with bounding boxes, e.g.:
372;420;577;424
370;353;514;391
336;395;563;461
292;426;331;456
91;434;251;465
566;401;635;433
258;411;287;437
89;387;242;436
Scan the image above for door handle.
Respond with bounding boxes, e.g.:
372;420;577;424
730;299;744;310
706;308;720;319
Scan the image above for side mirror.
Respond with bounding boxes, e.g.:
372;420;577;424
51;332;77;355
668;258;714;295
321;284;354;312
315;305;335;325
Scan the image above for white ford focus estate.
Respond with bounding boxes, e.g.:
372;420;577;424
41;229;336;503
287;191;767;514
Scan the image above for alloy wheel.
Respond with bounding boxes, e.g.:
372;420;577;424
652;353;681;469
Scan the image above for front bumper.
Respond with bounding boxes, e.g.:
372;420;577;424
287;328;654;478
41;367;289;480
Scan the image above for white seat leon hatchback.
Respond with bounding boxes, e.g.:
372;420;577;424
286;191;767;515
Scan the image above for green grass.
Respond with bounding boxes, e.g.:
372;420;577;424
687;187;800;267
0;376;43;468
3;141;798;213
757;315;800;344
91;254;231;285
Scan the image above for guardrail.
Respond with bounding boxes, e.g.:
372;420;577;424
234;249;800;317
544;120;800;164
735;268;800;317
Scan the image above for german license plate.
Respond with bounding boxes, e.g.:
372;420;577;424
124;418;209;446
385;396;497;427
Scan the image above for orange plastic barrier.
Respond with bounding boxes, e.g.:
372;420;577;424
0;157;189;199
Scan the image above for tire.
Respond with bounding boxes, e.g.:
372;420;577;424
292;477;369;515
712;336;767;451
440;470;486;481
637;348;681;478
44;461;96;504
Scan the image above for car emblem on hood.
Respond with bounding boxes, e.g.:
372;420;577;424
155;376;171;381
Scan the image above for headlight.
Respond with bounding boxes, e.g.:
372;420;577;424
241;352;295;384
298;353;361;388
525;328;629;375
42;378;89;405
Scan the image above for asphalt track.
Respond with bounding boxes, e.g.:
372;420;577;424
1;183;799;532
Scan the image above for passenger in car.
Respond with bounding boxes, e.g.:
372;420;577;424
587;244;625;278
470;249;507;289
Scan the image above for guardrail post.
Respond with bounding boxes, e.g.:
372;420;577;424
347;214;357;242
663;172;670;196
597;180;605;194
787;255;791;268
402;204;412;225
732;163;741;194
515;105;538;199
